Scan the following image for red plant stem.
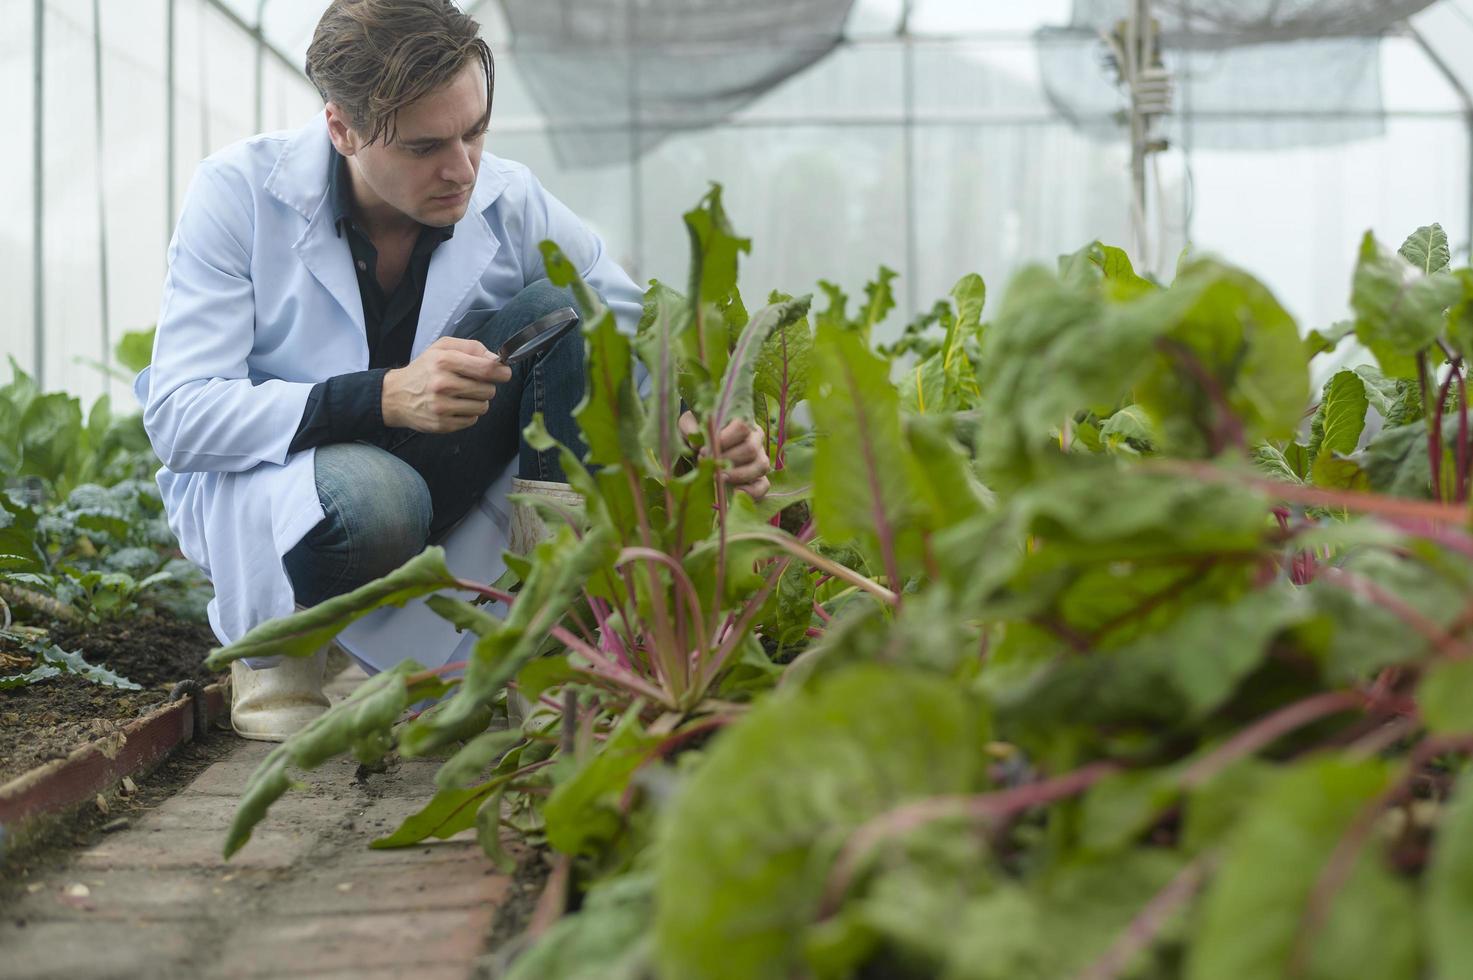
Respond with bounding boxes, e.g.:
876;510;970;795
1319;566;1471;659
805;627;826;639
819;761;1122;917
544;621;673;706
1180;691;1364;789
1156;338;1246;453
1421;353;1445;502
587;595;633;671
1290;733;1473;977
403;660;470;686
617;547;708;662
1152;461;1473;532
1077;854;1215;980
454;579;518;606
697;559;790;693
1458;368;1470;503
812;602;833;624
625;467;683;696
775;325;791;469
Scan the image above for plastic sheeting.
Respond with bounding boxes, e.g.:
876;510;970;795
3;0;1472;405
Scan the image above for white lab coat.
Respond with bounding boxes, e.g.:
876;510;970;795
134;113;643;673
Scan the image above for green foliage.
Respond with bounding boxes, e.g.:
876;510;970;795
654;667;985;980
200;204;1473;980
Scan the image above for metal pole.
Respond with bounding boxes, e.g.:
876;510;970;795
32;0;45;388
254;0;269;132
92;0;112;380
166;0;176;232
626;0;644;278
901;0;917;321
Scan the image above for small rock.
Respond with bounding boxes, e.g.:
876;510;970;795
65;883;91;899
121;777;138;795
335;882;354;893
94;795;109;815
25;883;44;894
101;818;130;833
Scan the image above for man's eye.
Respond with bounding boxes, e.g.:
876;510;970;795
410;145;437;157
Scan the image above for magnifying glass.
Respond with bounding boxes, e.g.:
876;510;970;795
496;307;580;366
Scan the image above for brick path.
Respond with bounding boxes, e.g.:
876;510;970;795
0;668;517;980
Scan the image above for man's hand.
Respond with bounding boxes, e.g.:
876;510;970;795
679;411;771;502
382;337;513;433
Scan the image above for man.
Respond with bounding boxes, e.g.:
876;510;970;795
136;0;770;741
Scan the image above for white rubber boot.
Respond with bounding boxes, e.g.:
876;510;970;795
507;478;583;725
230;651;331;742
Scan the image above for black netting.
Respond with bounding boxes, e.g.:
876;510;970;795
501;0;855;167
1068;0;1439;47
1038;0;1440;149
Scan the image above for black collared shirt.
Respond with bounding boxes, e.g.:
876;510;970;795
288;149;455;454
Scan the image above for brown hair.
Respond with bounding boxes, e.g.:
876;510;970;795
305;0;493;147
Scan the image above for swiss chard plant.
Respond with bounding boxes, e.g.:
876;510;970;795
209;191;1473;980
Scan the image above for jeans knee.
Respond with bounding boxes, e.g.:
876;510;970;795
519;278;576;320
313;443;432;576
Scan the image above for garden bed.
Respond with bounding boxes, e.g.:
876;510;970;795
0;615;219;785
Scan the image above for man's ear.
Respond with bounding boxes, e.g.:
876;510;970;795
324;102;358;157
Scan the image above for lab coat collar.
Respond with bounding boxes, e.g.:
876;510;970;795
262;113;512;360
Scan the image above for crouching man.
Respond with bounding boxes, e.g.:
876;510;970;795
136;0;770;741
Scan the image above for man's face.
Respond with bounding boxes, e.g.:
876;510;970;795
326;60;489;229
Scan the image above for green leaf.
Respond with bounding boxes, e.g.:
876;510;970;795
0;663;62;689
636;280;689;476
810;321;927;578
225;662;433;856
1419;659;1473;735
435;729;524;791
1100;404;1157;454
1428;768;1473;979
855;267;899;345
1400;223;1451;276
544;707;658;857
753;301;814;413
974;265;1153;486
474;786;516;872
684;184;751;309
36;644;141;690
575;303;645;470
710;296;810;433
1362;414;1461;500
426;525;617;734
1133;259;1310;456
507;875;655;980
897;352;949;415
20;392;84;485
1308;371;1369;463
1305;320;1355;359
370;783;496;849
1355;364;1424;429
114;327;155;374
1188;757;1412;980
1353;231;1461;378
206;548;464;668
654;667;985;980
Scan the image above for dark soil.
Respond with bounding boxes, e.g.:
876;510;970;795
0;615;221;785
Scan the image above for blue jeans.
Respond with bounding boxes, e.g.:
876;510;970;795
281;279;587;611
